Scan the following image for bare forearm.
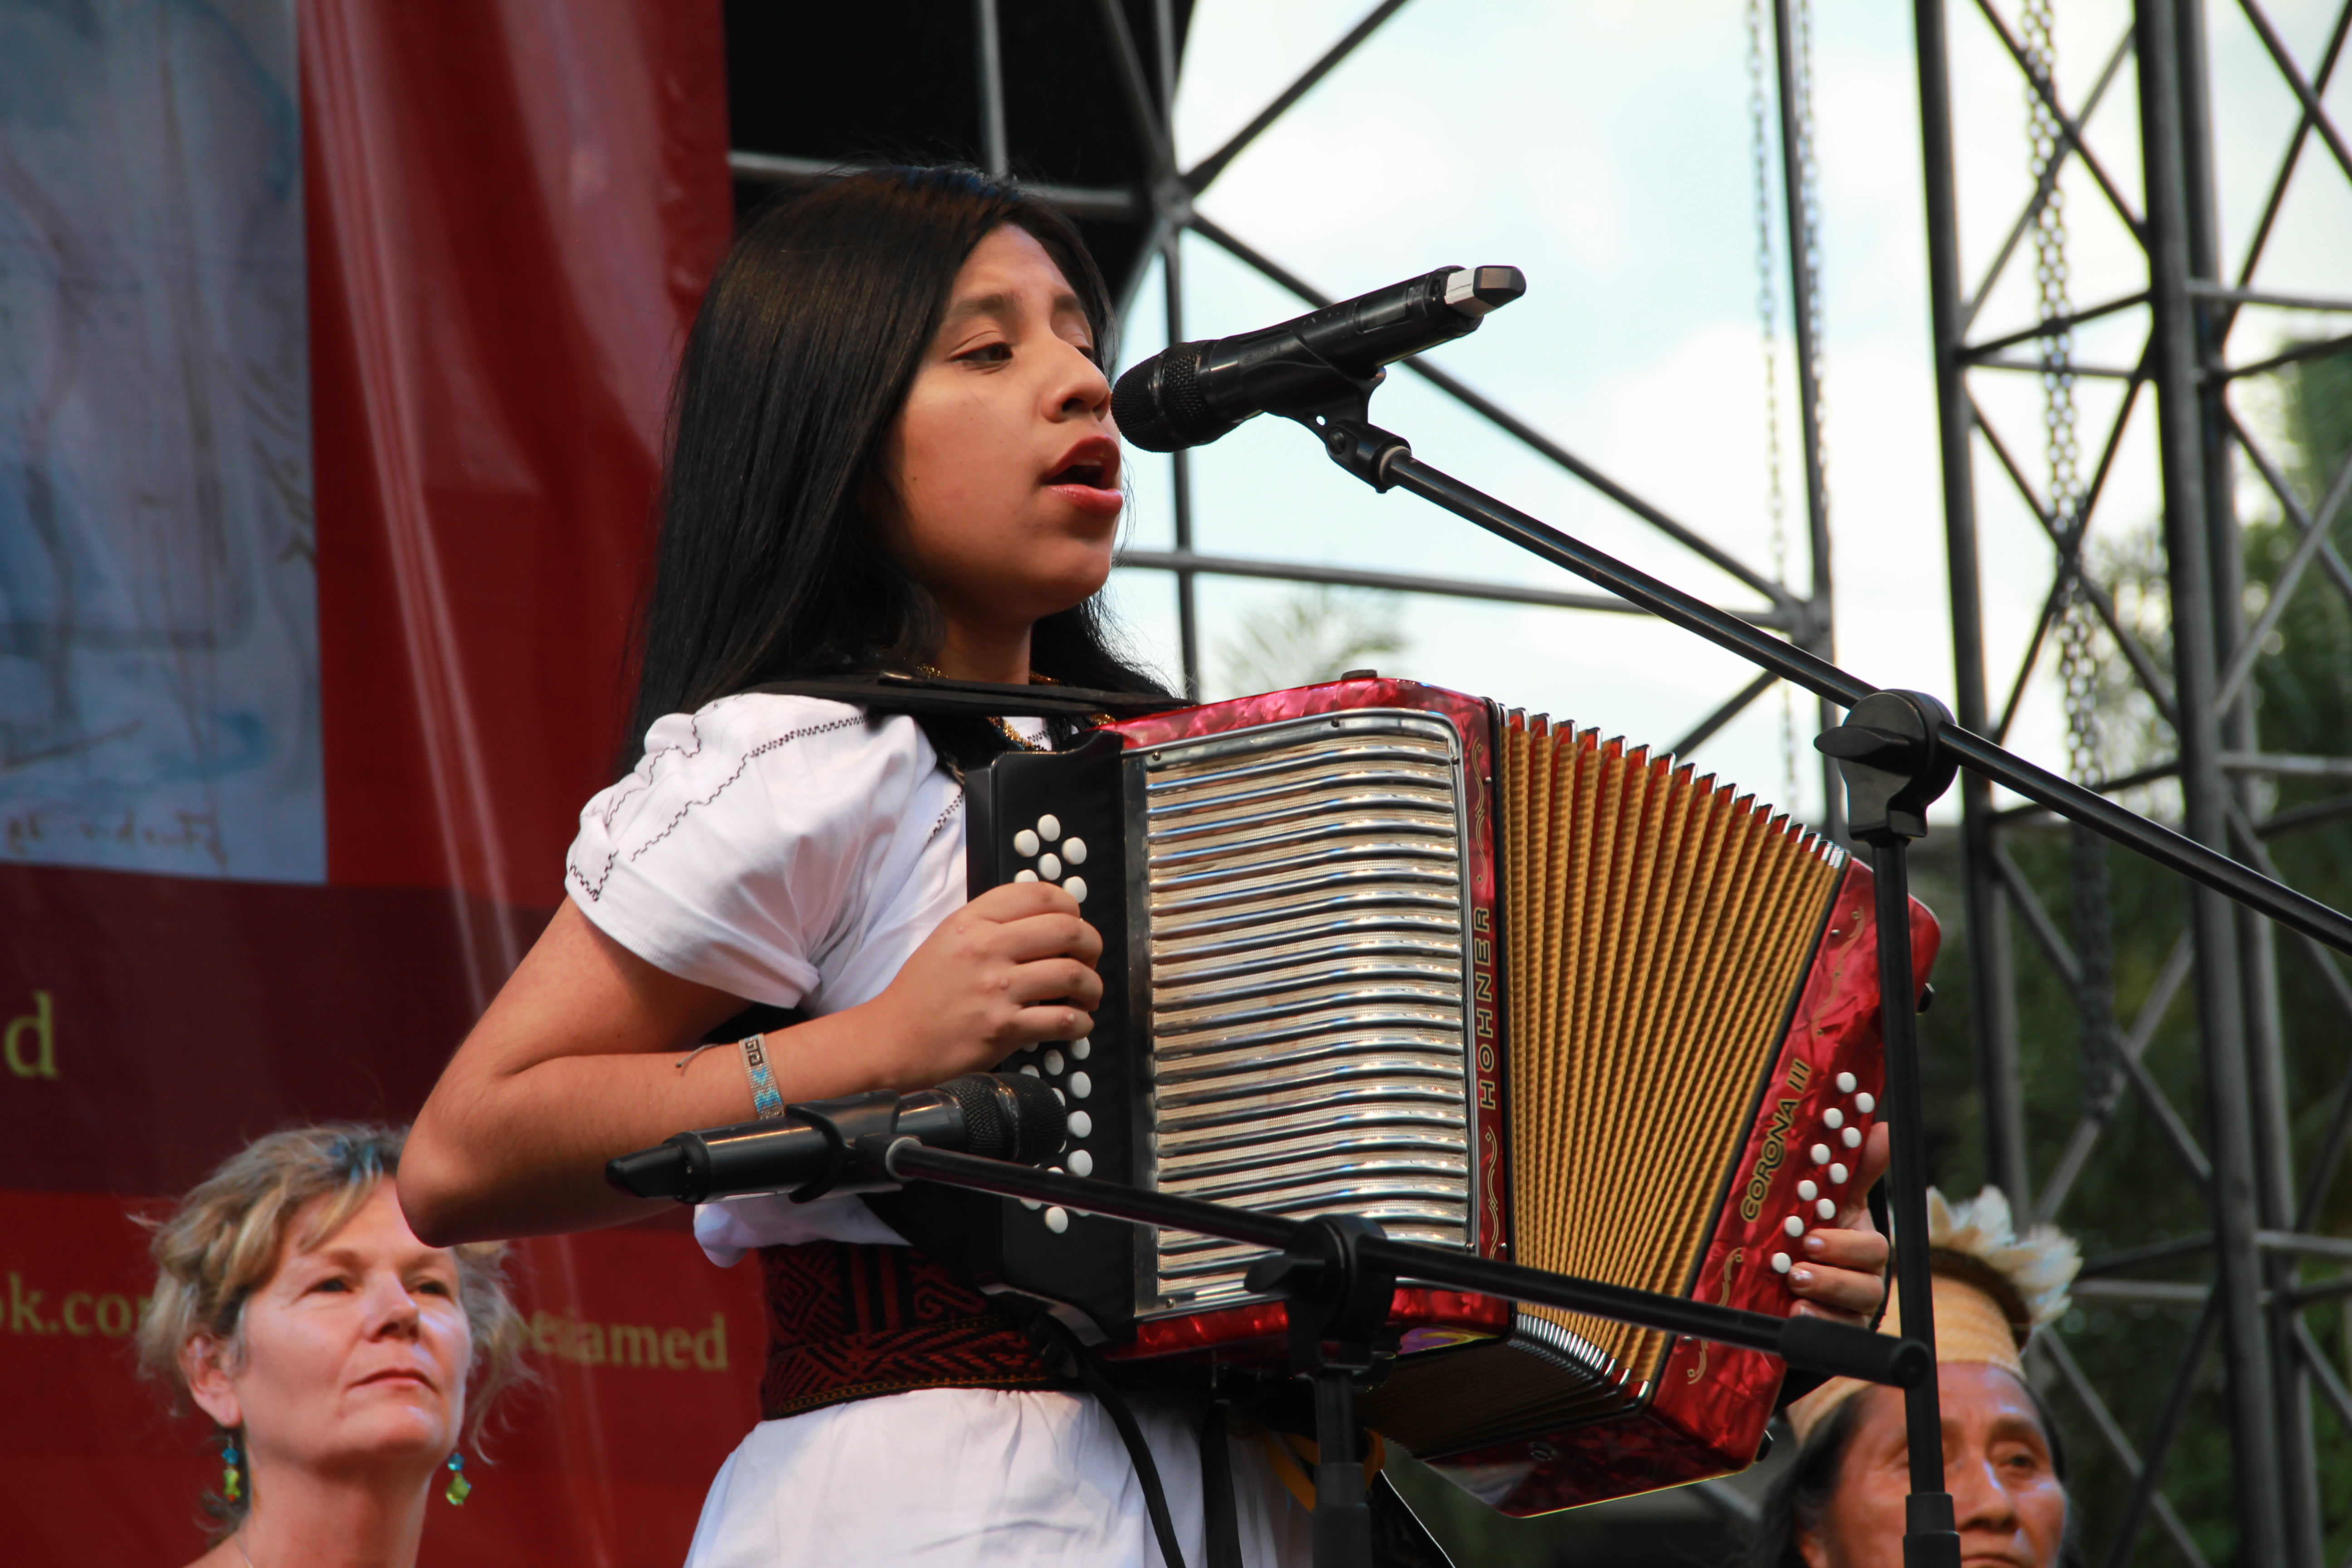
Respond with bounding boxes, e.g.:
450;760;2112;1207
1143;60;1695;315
401;1003;906;1244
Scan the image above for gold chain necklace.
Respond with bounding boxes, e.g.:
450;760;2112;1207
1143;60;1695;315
916;664;1049;752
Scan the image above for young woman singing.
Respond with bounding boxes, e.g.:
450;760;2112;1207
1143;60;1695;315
398;166;1891;1566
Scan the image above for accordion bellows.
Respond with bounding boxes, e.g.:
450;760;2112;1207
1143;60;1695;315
1499;716;1844;1395
913;677;1938;1517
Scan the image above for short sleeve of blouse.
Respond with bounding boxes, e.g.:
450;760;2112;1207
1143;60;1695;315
564;695;941;1006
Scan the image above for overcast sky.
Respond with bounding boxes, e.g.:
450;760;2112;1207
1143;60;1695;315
1099;0;2352;826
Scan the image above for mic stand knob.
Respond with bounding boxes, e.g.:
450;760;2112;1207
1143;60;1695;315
1245;1215;1398;1568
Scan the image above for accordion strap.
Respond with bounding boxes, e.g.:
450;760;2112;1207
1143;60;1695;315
742;672;1182;721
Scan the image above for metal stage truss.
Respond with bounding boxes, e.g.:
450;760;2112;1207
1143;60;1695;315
1916;0;2352;1561
726;0;1850;834
723;0;2352;1559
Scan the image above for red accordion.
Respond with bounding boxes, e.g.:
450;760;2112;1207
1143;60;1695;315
915;676;1936;1514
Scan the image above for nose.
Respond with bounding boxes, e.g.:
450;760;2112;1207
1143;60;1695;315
1045;336;1112;424
361;1271;424;1339
1949;1448;2019;1537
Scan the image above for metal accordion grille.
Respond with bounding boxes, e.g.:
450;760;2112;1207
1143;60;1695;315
1136;710;1476;1316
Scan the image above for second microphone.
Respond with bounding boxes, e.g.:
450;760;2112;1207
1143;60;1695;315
606;1071;1068;1206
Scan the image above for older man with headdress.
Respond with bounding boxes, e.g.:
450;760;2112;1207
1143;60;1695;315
1748;1187;2084;1568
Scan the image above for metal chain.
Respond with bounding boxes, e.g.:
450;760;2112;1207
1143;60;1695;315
2024;0;2121;1121
1745;0;1800;808
1791;0;1832;512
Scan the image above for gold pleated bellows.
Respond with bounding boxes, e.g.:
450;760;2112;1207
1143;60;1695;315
1499;711;1842;1394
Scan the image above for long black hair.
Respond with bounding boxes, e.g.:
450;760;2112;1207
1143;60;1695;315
622;166;1166;765
1744;1378;2084;1568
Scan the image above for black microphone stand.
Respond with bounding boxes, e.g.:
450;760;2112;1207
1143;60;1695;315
876;1140;1929;1568
1265;377;2352;1566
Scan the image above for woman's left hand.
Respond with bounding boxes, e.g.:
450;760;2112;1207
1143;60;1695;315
1785;1122;1891;1323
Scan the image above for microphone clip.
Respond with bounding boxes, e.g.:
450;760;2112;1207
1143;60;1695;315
781;1091;908;1203
1298;410;1413;492
1267;357;1412;492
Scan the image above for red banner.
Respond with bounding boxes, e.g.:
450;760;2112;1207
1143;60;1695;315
2;2;744;1560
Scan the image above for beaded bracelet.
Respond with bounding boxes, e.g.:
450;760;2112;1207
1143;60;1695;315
740;1033;785;1120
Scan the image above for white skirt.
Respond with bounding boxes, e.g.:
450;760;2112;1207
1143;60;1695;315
683;1387;1314;1567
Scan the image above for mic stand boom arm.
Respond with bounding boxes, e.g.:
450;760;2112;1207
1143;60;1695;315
882;1141;1931;1568
1304;412;2352;956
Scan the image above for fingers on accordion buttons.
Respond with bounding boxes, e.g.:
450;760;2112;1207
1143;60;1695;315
1841;1126;1862;1149
1014;829;1040;858
1069;1149;1094;1177
1816;1197;1836;1220
1069;1071;1092;1099
1772;1252;1793;1274
1823;1108;1844;1130
1044;1206;1069;1233
1068;1110;1093;1137
1829;1161;1850;1184
1063;837;1088;865
1798;1179;1818;1201
1014;869;1039;883
1037;814;1061;843
1855;1091;1876;1114
1836;1071;1857;1093
1784;1215;1805;1238
1064;876;1088;903
1811;1143;1832;1165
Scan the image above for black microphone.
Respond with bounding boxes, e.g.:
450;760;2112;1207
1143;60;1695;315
1112;264;1525;453
605;1071;1067;1205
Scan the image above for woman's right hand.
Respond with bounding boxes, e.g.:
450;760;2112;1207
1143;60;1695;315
859;881;1102;1088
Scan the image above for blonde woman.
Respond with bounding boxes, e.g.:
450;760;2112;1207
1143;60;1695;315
136;1125;528;1568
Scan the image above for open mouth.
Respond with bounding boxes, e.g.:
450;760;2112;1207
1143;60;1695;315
1045;459;1113;488
1044;436;1120;491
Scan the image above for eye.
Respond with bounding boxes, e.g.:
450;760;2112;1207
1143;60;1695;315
414;1277;454;1298
308;1276;352;1294
955;341;1014;366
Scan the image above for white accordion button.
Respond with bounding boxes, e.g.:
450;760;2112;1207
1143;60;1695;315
1037;852;1063;881
1043;1049;1065;1075
1810;1143;1832;1165
1037;814;1061;842
1771;1252;1793;1274
1842;1126;1863;1148
1014;829;1040;858
1014;869;1039;883
1855;1092;1876;1114
1067;1110;1093;1138
1044;1206;1069;1233
1052;1087;1065;1104
1829;1161;1850;1184
1784;1215;1805;1238
1019;1065;1040;1078
1063;837;1088;865
1071;1038;1090;1060
1824;1108;1845;1130
1020;1196;1042;1211
1836;1071;1857;1093
1064;876;1088;903
1816;1197;1836;1221
1068;1149;1094;1177
1797;1180;1818;1202
1069;1071;1092;1099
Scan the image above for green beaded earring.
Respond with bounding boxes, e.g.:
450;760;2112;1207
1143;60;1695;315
221;1439;243;1503
443;1450;472;1506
